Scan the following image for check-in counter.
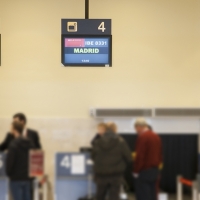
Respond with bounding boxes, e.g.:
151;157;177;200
55;153;96;200
0;153;8;200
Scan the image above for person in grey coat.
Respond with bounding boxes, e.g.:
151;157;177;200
92;123;133;200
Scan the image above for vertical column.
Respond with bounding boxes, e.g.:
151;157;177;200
85;0;89;19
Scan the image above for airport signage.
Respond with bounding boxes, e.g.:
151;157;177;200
56;153;93;178
29;150;44;177
61;19;111;35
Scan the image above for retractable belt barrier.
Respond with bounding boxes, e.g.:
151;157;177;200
179;178;193;187
34;175;49;200
177;176;198;200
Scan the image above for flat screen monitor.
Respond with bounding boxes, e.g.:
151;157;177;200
61;35;112;67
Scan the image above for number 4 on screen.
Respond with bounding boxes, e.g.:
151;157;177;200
98;22;106;32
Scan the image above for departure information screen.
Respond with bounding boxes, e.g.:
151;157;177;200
61;36;112;66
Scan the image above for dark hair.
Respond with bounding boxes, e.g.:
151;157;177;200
12;121;24;135
13;113;27;124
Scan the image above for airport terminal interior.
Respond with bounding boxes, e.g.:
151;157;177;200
0;0;200;200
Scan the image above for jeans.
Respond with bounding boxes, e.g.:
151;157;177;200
135;168;159;200
10;181;31;200
95;176;122;200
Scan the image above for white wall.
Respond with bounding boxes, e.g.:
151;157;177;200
0;0;200;118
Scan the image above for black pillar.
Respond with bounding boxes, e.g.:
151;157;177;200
85;0;89;19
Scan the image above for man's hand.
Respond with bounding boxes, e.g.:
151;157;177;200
133;173;139;178
132;152;136;160
159;163;163;170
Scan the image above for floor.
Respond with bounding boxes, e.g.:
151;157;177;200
128;194;191;200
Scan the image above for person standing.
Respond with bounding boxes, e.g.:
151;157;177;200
133;118;162;200
106;122;118;134
92;123;133;200
0;113;42;151
91;123;107;146
6;121;35;200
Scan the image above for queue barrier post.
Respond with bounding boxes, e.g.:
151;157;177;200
177;176;183;200
192;181;198;200
197;174;200;200
177;176;198;200
34;178;39;200
42;175;48;200
33;175;50;200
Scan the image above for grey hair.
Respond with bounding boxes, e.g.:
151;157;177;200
134;118;148;127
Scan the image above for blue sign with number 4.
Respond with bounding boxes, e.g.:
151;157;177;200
0;154;6;178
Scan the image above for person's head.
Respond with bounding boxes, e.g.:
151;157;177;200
97;123;107;135
11;121;24;138
13;113;27;128
107;122;118;134
147;124;153;131
134;118;148;134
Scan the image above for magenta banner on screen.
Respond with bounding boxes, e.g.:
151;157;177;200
61;19;112;67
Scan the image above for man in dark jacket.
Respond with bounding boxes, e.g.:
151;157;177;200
92;123;132;200
0;113;41;151
91;123;107;146
6;121;35;200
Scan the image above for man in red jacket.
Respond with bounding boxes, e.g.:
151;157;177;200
133;118;162;200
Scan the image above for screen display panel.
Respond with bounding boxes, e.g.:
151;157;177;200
62;35;112;67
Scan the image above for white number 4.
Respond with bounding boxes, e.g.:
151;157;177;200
98;22;106;32
60;156;70;168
